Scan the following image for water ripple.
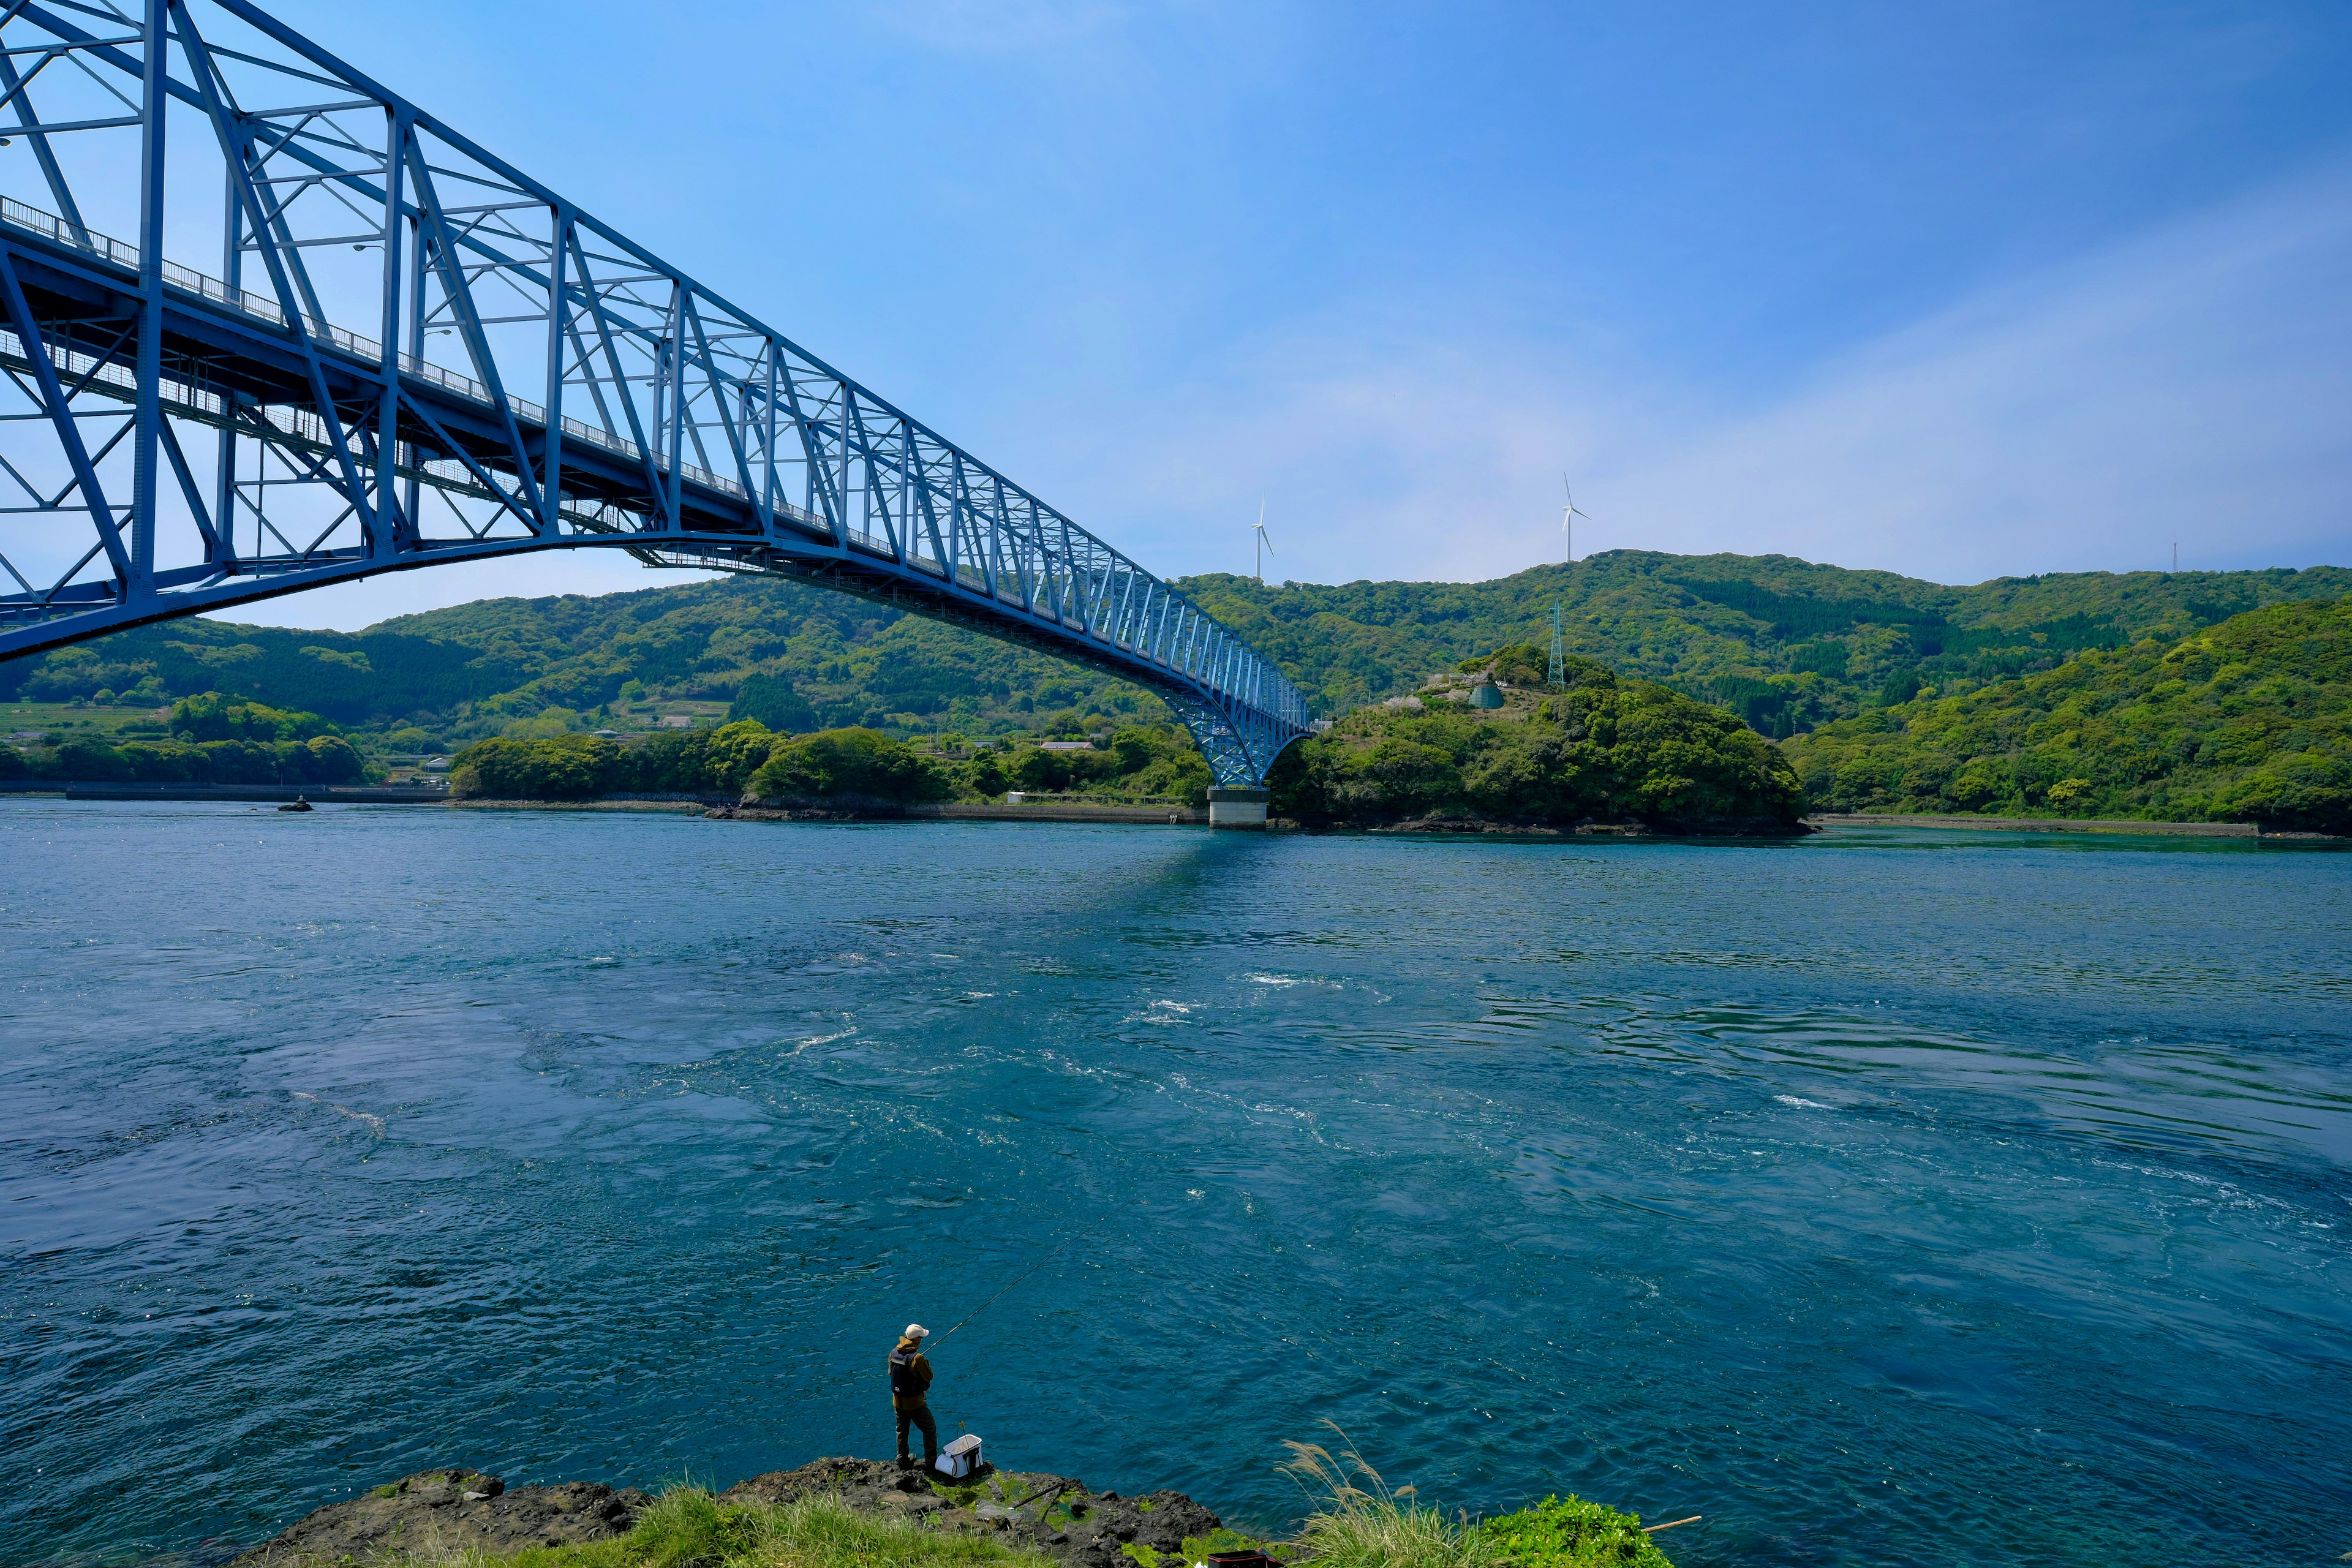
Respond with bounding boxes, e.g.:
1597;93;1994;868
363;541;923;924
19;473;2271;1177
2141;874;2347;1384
1;804;2347;1567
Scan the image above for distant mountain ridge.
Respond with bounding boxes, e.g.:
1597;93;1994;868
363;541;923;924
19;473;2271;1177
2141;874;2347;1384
4;552;2345;752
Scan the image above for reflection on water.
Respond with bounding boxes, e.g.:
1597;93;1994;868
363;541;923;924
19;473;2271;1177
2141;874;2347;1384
1;805;2347;1567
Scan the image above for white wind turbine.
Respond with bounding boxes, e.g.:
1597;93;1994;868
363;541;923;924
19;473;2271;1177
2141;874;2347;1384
1561;474;1593;563
1254;496;1275;585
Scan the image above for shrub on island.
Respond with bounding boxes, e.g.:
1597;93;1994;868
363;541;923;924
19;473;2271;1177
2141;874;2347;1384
4;690;366;786
448;721;952;805
449;733;627;799
748;727;953;805
1269;653;1803;831
168;691;341;744
948;725;1211;806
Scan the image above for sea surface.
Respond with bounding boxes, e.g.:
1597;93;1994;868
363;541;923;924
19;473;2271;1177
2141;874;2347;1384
2;802;2348;1567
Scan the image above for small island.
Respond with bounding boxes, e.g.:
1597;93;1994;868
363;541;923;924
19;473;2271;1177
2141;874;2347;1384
1264;644;1806;834
416;642;1806;839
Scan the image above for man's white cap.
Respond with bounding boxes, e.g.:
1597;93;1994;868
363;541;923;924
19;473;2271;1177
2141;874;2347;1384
905;1323;929;1339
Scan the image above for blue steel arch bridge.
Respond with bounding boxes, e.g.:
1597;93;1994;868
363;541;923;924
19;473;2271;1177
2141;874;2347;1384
0;0;1311;787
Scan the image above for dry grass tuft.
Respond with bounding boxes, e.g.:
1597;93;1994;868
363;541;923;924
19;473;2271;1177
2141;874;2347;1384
1278;1430;1500;1568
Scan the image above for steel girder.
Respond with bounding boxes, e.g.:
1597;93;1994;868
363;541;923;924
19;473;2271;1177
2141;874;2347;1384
0;0;1311;786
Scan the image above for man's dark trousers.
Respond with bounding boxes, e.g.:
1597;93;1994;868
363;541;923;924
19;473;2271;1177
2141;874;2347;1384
897;1403;938;1465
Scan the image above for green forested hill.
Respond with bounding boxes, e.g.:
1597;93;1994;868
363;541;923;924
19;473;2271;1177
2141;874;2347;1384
368;575;1176;739
0;611;529;722
1189;554;2352;732
0;575;1175;745
1780;597;2352;832
4;553;2346;752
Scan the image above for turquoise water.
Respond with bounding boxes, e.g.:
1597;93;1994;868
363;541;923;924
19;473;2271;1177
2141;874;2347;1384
2;802;2348;1567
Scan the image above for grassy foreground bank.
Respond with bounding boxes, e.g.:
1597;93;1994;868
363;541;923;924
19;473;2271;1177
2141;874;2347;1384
351;1458;1675;1568
371;1491;1049;1568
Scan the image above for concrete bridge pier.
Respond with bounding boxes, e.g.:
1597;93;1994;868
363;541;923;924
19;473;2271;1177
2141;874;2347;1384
1207;788;1270;829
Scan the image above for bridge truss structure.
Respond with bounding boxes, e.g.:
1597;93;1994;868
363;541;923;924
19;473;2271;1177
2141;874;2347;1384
0;0;1311;785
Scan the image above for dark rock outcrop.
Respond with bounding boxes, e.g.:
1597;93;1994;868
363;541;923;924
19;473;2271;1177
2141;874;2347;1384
232;1468;649;1566
1356;813;1812;837
1046;1487;1223;1568
238;1457;1230;1568
720;1457;1224;1568
720;1456;940;1511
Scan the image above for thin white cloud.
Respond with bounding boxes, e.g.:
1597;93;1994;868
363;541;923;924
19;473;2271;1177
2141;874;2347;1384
1610;160;2352;580
1078;157;2352;587
230;156;2352;633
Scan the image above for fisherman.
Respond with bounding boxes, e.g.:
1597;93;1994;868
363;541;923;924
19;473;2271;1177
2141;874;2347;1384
889;1324;938;1471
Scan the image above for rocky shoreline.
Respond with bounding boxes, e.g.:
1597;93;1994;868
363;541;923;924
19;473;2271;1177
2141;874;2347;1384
1325;813;1814;837
701;801;1809;837
439;791;1809;837
232;1458;1230;1568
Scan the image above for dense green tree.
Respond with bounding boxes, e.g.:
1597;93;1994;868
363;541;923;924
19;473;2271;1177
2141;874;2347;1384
50;737;130;781
169;691;339;743
1780;596;2352;832
450;735;626;799
956;749;1010;800
448;718;860;801
748;728;951;804
948;725;1209;805
1268;651;1803;828
1457;641;1550;685
113;740;208;782
0;624;513;717
629;728;725;793
704;719;783;794
448;721;979;804
9;728;365;786
727;671;815;733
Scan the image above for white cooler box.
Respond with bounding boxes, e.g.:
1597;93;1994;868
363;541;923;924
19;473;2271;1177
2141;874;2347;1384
933;1434;983;1478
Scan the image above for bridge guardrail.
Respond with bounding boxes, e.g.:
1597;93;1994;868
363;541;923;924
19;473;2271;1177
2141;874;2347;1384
0;197;755;501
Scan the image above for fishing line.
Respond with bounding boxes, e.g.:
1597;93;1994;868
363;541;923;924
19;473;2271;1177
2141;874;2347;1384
930;1221;1099;1348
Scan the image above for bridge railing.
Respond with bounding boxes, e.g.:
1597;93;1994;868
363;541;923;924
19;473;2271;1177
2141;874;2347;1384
0;197;758;500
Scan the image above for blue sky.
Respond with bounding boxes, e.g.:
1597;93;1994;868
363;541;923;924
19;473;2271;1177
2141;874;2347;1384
243;0;2352;627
